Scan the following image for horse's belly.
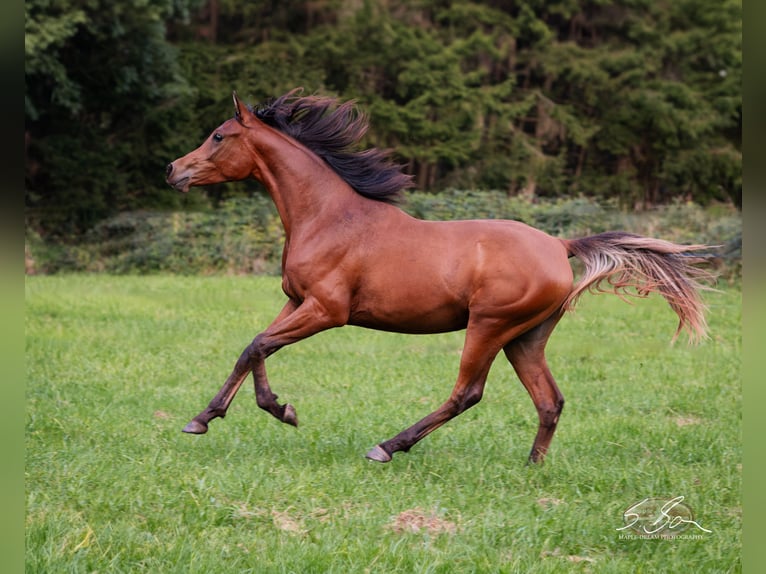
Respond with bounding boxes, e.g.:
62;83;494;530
348;301;469;334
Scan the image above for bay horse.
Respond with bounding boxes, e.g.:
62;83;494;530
166;89;713;464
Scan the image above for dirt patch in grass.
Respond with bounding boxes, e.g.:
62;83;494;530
675;415;702;427
271;510;307;536
537;497;565;509
541;548;596;565
387;508;458;535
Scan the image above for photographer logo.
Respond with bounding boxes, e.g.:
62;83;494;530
616;496;712;539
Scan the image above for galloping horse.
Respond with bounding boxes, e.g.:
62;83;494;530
166;90;713;464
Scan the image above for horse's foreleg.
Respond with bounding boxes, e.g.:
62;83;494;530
182;300;299;434
184;297;344;434
366;323;503;463
182;347;253;434
502;313;565;464
249;341;298;427
248;296;348;426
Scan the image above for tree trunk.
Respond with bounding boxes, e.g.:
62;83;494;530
209;0;218;44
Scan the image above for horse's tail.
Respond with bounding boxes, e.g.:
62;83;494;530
561;231;717;344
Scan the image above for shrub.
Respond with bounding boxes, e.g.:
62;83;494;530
26;192;741;281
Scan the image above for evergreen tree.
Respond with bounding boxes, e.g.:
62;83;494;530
26;0;201;234
25;0;741;238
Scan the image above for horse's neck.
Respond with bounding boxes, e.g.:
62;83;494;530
253;130;360;237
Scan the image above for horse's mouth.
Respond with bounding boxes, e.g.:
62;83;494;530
168;176;190;193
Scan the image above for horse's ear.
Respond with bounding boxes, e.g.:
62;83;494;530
233;91;244;123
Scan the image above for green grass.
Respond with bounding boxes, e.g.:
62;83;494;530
26;275;741;573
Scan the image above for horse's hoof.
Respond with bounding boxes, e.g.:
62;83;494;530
365;445;392;463
283;404;298;427
182;419;208;434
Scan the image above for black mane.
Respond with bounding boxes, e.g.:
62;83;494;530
250;89;413;202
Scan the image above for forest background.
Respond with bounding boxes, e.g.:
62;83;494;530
24;0;742;273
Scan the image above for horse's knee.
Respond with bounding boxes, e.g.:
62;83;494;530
247;334;282;362
453;386;484;414
246;336;265;361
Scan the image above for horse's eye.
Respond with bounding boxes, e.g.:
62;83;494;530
213;133;223;142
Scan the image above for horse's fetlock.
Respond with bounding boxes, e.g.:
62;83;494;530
256;391;278;410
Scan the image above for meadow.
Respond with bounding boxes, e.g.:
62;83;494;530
26;275;741;573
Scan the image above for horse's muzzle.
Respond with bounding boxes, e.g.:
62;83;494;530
165;162;190;193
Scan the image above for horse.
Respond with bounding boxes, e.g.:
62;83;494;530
166;89;714;464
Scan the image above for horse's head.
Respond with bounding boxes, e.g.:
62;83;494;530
166;92;259;193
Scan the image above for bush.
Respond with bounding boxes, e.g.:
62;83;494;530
26;192;741;281
27;196;284;275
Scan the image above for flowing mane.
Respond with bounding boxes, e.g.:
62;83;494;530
251;89;413;203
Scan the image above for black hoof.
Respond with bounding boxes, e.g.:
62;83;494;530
182;419;208;434
365;445;392;463
283;404;298;427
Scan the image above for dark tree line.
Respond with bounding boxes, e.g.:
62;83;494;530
26;0;741;236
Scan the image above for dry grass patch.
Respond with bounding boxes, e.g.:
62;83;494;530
386;508;458;535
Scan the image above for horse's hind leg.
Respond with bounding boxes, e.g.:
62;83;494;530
502;311;565;464
366;320;507;463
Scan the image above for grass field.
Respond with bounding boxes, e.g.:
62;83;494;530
26;275;741;573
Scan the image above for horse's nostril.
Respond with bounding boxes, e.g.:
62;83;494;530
166;163;174;178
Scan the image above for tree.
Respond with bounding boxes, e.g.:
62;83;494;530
26;0;741;239
525;0;742;207
26;0;202;234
